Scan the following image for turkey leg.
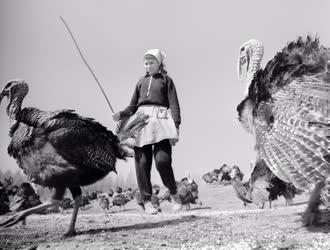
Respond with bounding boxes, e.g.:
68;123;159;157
302;181;325;226
63;186;82;237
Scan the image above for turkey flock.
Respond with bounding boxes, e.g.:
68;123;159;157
0;35;329;238
0;175;202;217
201;164;243;184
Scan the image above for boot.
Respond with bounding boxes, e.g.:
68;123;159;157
171;193;183;212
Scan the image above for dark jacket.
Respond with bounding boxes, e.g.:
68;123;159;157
120;73;181;128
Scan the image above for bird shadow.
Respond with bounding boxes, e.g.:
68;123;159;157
305;224;330;233
289;201;308;207
108;208;136;214
185;206;212;211
295;210;330;233
76;214;204;236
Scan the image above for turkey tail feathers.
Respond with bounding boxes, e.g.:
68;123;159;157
116;114;150;142
115;114;149;159
257;78;330;189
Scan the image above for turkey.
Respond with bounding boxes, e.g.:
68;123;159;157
115;186;123;194
152;184;161;195
110;193;132;211
108;189;114;198
86;191;98;201
133;186;161;212
59;198;73;212
237;36;330;225
1;177;18;197
123;188;134;200
161;176;202;210
10;182;42;213
6;185;19;197
98;195;110;213
229;165;244;181
201;172;218;184
0;80;149;236
230;180;252;207
0;186;10;215
231;160;302;208
179;176;202;209
232;159;300;208
218;164;232;184
133;188;144;209
251;159;301;208
79;196;90;208
229;165;253;207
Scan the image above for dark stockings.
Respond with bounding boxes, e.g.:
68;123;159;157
134;139;177;202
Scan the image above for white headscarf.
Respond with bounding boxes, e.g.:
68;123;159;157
144;49;166;64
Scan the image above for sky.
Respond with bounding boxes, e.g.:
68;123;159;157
0;0;329;185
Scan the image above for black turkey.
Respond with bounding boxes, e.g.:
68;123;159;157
0;80;149;236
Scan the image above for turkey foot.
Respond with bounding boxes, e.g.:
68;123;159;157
302;181;324;227
302;208;320;226
63;230;77;238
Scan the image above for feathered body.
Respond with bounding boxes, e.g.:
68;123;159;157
201;172;217;184
98;195;110;211
202;165;232;184
10;182;41;212
152;184;161;195
218;164;232;182
150;193;161;210
111;193;131;210
59;198;73;211
0;187;10;215
0;80;149;236
237;37;330;225
115;187;123;194
250;159;299;208
86;191;98;201
231;180;252;207
80;196;90;207
133;189;145;209
161;178;202;209
229;165;244;181
8;107;128;188
231;161;301;208
108;189;114;198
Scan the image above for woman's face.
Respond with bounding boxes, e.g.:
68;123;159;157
144;57;160;75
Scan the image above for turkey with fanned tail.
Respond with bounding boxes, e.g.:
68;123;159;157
0;80;149;236
237;36;330;226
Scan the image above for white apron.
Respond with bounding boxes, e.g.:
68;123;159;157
126;105;179;147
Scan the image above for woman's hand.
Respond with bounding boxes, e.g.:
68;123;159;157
169;128;179;146
112;112;121;121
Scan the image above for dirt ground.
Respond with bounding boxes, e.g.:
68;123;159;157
0;184;329;250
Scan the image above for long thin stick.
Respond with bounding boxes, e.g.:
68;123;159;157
59;16;115;114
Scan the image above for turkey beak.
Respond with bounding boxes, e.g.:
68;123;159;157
0;89;8;106
0;91;3;106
